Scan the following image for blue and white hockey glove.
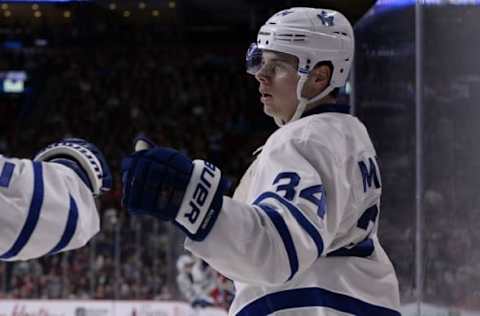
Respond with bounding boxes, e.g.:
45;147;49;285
121;136;229;241
34;138;112;196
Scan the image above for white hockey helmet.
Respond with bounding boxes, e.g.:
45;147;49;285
246;7;354;126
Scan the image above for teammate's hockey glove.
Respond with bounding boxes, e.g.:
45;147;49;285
34;138;112;196
121;135;229;241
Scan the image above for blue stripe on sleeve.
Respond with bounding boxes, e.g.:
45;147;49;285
236;287;401;316
256;204;299;281
0;161;44;259
0;162;15;188
48;195;79;255
254;192;324;258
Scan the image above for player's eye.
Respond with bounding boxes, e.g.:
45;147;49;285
273;62;287;71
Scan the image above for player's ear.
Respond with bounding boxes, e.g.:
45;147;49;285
311;64;331;91
302;64;331;98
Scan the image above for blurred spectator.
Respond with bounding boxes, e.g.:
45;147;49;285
176;253;233;310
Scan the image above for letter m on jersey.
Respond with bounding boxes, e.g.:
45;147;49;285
358;157;381;193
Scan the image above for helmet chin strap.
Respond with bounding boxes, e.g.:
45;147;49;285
274;75;336;127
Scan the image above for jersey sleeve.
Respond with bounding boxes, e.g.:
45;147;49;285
185;135;353;286
0;156;99;261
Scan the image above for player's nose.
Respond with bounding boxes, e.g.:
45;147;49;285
255;67;270;84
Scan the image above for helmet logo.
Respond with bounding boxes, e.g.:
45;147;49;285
275;10;295;17
317;11;335;26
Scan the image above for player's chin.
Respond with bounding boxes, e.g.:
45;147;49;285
263;104;277;118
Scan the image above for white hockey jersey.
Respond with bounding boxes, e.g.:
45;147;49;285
0;156;99;261
186;105;401;316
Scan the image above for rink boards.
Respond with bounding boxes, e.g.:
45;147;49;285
0;301;479;316
0;300;228;316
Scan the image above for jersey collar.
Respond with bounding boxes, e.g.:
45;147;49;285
301;104;351;118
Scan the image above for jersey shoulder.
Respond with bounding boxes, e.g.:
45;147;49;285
265;113;365;161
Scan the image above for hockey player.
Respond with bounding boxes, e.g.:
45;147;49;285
176;254;218;308
0;138;111;261
122;7;400;315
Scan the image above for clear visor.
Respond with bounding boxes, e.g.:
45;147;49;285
246;43;263;75
245;43;298;78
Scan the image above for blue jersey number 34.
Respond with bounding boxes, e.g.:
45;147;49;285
273;172;326;218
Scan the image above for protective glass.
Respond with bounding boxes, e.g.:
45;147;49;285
245;43;297;77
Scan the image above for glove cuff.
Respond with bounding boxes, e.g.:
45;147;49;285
50;158;93;191
34;139;111;196
174;160;229;241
